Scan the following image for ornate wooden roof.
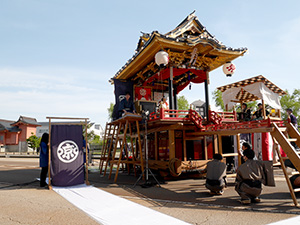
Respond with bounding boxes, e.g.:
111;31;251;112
217;75;286;95
112;11;248;91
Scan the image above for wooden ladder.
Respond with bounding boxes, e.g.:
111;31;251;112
99;115;144;183
99;123;119;175
271;122;300;206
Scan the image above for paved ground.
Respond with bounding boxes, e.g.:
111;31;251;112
1;157;300;224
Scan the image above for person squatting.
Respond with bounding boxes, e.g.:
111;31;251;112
204;142;274;204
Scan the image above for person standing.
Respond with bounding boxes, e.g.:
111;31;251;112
83;137;90;164
39;133;49;187
205;154;227;195
235;149;264;204
287;108;298;129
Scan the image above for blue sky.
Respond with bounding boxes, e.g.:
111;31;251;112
1;0;300;127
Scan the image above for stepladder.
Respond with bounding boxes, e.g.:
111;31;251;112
104;114;145;183
271;121;300;206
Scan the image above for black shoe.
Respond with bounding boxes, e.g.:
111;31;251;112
251;197;261;203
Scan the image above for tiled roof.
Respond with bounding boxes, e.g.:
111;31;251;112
11;116;40;126
0;119;21;132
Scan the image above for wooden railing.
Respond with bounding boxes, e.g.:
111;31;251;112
149;109;203;129
189;109;204;129
149;109;190;121
208;110;223;125
204;117;286;132
149;108;285;132
217;111;237;122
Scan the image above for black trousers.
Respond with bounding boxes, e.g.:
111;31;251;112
40;166;48;187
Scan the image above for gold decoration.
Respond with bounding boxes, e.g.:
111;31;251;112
168;50;187;67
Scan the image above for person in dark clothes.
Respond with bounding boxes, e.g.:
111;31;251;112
287;108;298;129
238;142;254;164
238;103;251;121
286;108;298;149
39;133;49;187
205;154;227;195
235;149;264;204
118;91;136;117
290;174;300;189
112;103;119;121
253;103;269;120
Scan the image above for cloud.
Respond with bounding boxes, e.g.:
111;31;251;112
0;68;100;92
0;67;114;126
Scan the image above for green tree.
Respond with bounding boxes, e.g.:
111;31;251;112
26;133;41;153
108;102;114;121
90;134;101;144
82;124;101;144
280;89;300;120
212;89;225;111
177;95;189;110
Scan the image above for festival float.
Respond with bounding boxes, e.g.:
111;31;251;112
99;12;300;206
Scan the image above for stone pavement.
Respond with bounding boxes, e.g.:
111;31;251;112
1;157;300;224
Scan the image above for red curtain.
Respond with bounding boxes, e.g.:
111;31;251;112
143;68;206;94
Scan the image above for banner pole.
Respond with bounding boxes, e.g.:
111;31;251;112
85;119;90;185
48;118;52;190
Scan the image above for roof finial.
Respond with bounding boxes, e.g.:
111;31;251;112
188;10;196;20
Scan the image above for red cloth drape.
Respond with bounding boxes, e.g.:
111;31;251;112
143;68;207;94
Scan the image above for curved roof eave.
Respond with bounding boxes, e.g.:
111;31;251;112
113;32;247;81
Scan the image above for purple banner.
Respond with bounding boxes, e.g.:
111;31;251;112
51;125;84;186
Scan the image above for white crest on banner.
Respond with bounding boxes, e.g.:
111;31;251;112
57;140;79;163
119;95;125;102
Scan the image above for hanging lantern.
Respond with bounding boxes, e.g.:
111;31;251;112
223;62;236;77
155;51;169;67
